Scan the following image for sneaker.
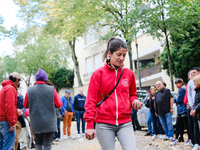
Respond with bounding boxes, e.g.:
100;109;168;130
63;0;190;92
170;139;178;145
169;137;174;141
55;138;59;142
63;135;68;139
192;144;199;150
69;135;75;139
52;141;58;145
163;136;169;141
58;138;62;142
82;133;85;137
151;135;157;141
77;134;81;138
145;132;152;136
159;134;163;139
184;139;191;146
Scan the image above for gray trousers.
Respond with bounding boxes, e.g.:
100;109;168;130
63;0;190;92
96;122;136;150
34;132;53;150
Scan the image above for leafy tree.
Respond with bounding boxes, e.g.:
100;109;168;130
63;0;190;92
0;16;9;41
14;0;99;86
0;54;18;83
160;21;200;83
13;26;71;86
75;0;141;71
138;0;180;90
49;68;74;92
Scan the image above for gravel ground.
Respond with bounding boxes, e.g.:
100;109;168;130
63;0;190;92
48;121;192;150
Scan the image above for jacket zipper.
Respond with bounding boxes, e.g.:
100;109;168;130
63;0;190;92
115;69;119;126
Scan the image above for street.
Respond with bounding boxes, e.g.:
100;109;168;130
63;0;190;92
50;121;191;150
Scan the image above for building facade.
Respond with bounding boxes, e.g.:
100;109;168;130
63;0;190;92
73;32;176;95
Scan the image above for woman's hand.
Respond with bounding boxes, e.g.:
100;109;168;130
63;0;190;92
190;110;196;116
132;100;143;110
147;97;150;100
17;109;23;116
85;129;96;140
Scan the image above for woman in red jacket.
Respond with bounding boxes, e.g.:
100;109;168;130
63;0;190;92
84;37;142;150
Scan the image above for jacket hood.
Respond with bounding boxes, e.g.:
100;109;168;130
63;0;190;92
1;79;14;87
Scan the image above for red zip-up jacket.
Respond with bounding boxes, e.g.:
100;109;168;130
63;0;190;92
0;80;18;127
84;63;138;129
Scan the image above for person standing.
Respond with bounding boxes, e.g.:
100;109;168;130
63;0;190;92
130;109;141;131
61;90;74;139
189;67;200;150
53;108;62;142
0;72;23;150
184;70;195;146
23;69;63;150
74;87;86;137
83;37;142;150
155;81;174;141
171;78;190;145
145;86;164;141
15;91;26;150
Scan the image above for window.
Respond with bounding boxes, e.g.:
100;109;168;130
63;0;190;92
94;53;101;70
86;57;93;75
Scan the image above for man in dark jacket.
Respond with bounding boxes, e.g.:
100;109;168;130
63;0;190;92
23;69;63;150
74;87;86;137
155;81;174;141
0;72;23;150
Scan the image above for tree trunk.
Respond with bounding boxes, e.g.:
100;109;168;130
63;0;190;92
69;39;83;87
26;72;32;87
164;31;174;91
127;42;133;71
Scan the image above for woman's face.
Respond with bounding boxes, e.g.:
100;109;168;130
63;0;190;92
194;80;198;87
109;48;127;67
150;88;156;96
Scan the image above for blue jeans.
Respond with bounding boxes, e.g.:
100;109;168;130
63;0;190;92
147;110;152;133
55;119;61;139
151;112;164;135
159;113;174;138
76;111;86;134
0;121;16;150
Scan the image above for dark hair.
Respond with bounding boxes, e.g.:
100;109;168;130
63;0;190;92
102;37;128;61
191;67;200;72
46;80;56;89
162;82;166;87
9;75;17;82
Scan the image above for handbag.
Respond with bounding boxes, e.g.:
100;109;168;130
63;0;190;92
96;67;124;108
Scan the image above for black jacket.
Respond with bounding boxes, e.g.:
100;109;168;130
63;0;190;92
194;86;200;120
145;96;155;113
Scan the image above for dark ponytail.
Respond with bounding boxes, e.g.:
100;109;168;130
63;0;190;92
102;37;127;61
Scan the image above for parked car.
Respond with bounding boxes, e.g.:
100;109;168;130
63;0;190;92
137;90;177;127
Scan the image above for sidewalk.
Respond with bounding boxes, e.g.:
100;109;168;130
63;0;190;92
50;121;192;150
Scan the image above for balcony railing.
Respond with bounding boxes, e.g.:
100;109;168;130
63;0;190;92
134;63;161;80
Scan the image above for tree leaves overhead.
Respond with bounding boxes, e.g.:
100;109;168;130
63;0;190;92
12;26;71;86
49;67;74;92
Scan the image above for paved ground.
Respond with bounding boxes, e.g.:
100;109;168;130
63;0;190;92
49;121;192;150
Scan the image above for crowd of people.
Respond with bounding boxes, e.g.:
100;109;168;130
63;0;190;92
144;67;200;150
0;69;87;150
0;37;200;150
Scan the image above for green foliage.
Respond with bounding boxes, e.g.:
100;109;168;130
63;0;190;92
160;21;200;83
13;26;71;86
0;15;10;41
0;55;18;83
49;68;74;92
